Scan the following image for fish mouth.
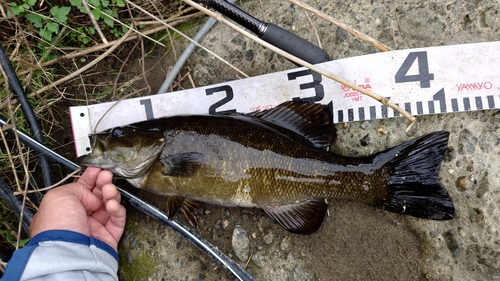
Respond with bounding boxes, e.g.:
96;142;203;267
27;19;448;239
76;154;116;168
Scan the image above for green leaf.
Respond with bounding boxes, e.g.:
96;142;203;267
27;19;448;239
46;22;59;33
9;3;24;16
113;0;125;7
103;9;114;27
91;9;101;20
69;0;82;9
27;0;37;6
88;0;101;7
50;6;71;23
26;13;43;28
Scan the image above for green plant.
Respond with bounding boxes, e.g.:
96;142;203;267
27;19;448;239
8;0;128;51
69;0;125;28
9;1;70;42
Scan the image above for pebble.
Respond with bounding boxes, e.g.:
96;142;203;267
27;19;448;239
280;235;291;251
251;250;267;268
263;233;274;245
456;176;468;191
443;230;463;258
293;266;313;281
458;129;478;154
232;225;250;262
475;172;489;198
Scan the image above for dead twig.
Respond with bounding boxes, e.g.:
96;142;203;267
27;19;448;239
28;26;134;97
124;0;249;79
81;0;108;44
287;0;393;52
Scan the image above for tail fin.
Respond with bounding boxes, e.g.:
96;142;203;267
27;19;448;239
373;131;455;220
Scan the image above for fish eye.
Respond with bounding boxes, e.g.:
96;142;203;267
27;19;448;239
111;128;124;138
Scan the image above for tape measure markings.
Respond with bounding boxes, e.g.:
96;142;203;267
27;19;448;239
70;41;500;157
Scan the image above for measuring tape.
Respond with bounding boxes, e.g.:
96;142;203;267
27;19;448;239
70;41;500;157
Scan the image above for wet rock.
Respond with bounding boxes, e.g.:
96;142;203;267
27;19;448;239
469;208;485;223
263;233;274;245
293;266;313;281
335;27;349;44
475;172;489;198
280;235;291;251
251;250;267;268
479;129;499;153
360;133;371;146
443;230;463;258
443;146;456;162
458;129;478;154
456;176;468;191
232;225;250;262
466;244;500;278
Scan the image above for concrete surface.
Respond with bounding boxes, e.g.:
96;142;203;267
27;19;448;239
118;0;500;280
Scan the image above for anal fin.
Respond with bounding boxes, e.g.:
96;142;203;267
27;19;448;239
263;199;328;235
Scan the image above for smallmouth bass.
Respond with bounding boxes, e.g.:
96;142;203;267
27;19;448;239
77;101;454;234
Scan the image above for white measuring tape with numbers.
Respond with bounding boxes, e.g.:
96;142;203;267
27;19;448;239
70;41;500;157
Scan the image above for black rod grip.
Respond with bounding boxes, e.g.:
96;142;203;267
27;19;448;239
261;23;330;64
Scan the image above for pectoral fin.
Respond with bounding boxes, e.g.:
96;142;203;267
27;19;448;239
160;152;204;176
263;199;328;234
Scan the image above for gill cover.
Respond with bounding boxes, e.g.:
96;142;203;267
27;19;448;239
77;126;165;178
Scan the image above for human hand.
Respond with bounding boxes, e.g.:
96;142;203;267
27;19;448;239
30;167;126;251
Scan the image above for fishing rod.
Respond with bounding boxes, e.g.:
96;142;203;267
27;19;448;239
0;115;255;281
194;0;330;64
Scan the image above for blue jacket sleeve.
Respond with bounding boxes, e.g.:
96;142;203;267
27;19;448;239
1;230;119;281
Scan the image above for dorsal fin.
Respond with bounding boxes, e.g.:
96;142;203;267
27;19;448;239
263;199;328;234
246;101;336;149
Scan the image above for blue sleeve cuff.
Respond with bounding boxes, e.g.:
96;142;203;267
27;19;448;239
28;230;118;261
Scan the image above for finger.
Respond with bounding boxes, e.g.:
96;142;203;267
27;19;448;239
77;167;102;190
93;170;114;198
96;170;114;189
105;199;127;241
102;183;121;203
